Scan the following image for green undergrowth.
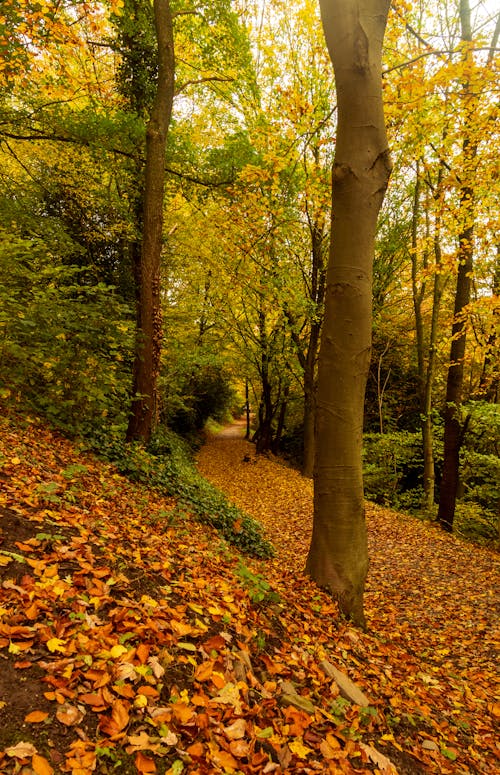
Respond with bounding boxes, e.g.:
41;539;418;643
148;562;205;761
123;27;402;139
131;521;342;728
95;427;273;559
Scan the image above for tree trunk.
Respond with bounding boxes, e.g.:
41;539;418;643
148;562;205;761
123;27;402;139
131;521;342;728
438;0;476;531
302;216;327;477
411;158;445;514
302;363;316;477
306;0;392;627
127;0;175;443
254;308;275;453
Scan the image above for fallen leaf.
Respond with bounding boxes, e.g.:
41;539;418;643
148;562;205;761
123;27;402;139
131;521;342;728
25;710;50;723
46;637;66;654
32;753;54;775
110;644;128;659
224;718;247;740
5;741;37;758
360;742;398;772
135;751;157;773
289;739;313;759
111;699;130;731
56;703;84;726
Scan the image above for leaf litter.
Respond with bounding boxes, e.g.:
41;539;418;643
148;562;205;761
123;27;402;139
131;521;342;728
0;410;497;774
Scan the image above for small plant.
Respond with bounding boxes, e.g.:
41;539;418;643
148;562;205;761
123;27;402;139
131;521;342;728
359;705;378;726
330;696;351;719
34;481;61;504
236;561;280;604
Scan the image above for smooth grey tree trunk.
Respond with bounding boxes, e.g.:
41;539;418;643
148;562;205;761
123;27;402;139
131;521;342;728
306;0;392;627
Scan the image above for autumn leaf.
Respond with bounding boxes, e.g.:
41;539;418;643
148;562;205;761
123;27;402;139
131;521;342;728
359;742;398;772
171;702;195;724
135;751;157;773
55;703;84;726
111;699;130;731
223;718;247;740
32;753;54;775
110;644;128;659
25;710;49;723
46;637;66;653
5;741;38;758
289;739;313;759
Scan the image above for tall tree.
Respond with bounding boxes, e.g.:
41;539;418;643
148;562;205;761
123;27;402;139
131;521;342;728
306;0;392;627
437;0;491;530
126;0;175;442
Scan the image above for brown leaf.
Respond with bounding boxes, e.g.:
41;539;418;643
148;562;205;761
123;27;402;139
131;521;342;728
55;703;84;726
223;718;247;740
5;741;38;758
111;699;130;731
359;742;398;772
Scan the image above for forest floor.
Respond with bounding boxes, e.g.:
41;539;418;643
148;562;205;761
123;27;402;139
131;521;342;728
0;411;498;775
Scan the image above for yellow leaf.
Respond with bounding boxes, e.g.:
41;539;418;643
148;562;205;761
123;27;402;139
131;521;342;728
289;739;313;759
110;644;128;659
46;637;66;653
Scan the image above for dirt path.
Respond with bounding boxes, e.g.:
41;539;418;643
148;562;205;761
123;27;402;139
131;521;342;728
198;424;500;772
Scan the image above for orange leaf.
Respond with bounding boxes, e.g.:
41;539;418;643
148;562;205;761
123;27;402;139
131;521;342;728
111;699;130;732
187;742;204;757
210;748;238;770
171;702;194;724
32;753;54;775
194;660;214;682
136;643;150;664
137;686;159;698
135;751;156;773
171;620;195;637
25;711;49;723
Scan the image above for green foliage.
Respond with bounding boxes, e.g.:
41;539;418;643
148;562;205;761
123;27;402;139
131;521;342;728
97;427;273;559
0;231;134;437
236;561;280;604
363;431;424;508
161;353;236;437
363;416;499;544
111;0;158;117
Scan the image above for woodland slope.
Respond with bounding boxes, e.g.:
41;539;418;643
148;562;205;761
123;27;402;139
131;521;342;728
0;411;498;775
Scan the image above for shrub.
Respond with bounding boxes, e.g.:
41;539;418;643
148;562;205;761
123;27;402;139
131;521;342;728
363;431;423;506
0;231;134;437
97;426;274;559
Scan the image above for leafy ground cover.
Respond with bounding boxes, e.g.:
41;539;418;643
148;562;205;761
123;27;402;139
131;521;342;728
0;411;498;775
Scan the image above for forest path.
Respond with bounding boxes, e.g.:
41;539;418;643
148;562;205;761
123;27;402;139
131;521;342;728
197;423;500;768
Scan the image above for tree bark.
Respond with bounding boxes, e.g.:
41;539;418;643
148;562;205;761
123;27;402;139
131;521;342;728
127;0;175;443
306;0;392;627
438;0;476;530
302;216;326;477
